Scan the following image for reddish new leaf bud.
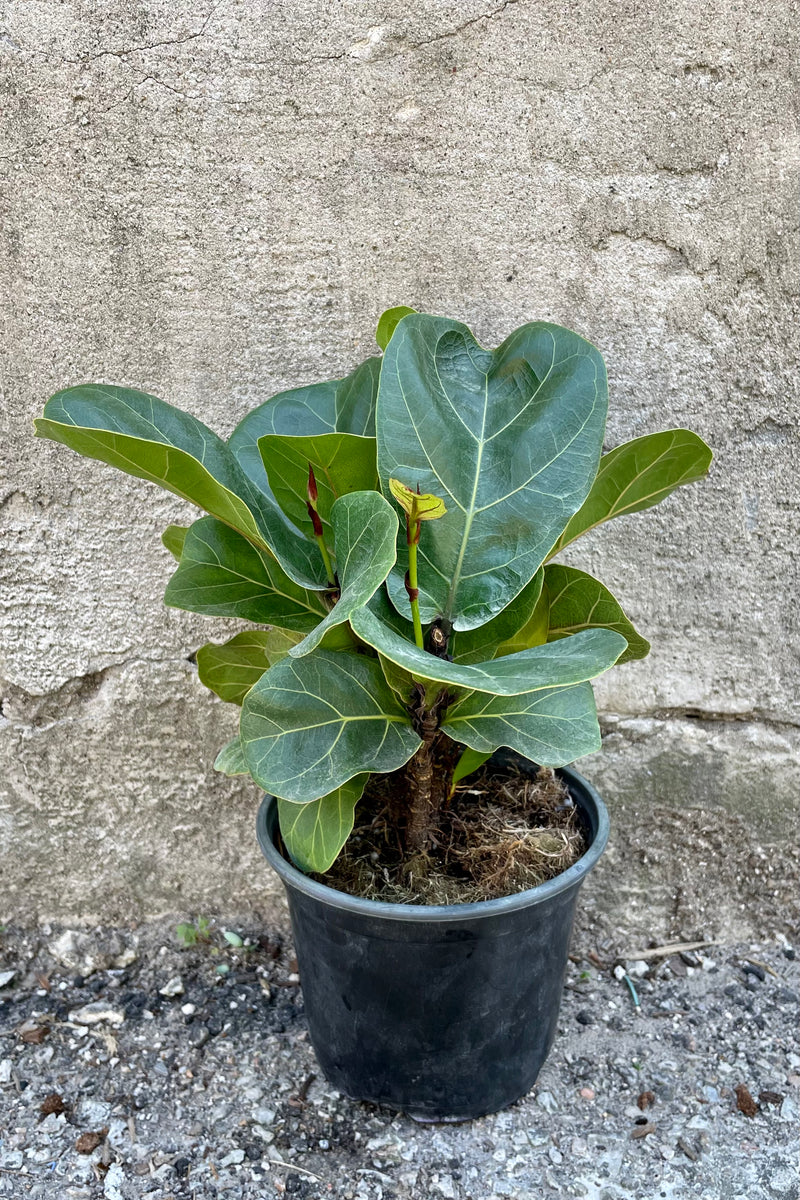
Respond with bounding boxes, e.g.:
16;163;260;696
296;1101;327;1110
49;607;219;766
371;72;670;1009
307;462;319;509
306;500;324;538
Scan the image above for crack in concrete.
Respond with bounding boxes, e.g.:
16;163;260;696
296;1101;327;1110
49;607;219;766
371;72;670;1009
284;0;524;68
62;2;223;64
601;707;800;732
0;656;198;731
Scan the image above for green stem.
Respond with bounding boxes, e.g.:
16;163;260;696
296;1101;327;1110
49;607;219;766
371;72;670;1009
315;532;336;587
407;526;424;650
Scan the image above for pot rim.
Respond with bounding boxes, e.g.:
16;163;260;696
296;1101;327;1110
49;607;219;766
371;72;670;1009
256;762;609;924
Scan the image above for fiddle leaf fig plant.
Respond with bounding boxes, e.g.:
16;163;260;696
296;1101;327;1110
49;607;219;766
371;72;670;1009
35;309;712;876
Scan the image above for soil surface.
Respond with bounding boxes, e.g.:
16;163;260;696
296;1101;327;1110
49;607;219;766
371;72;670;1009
0;919;797;1200
320;765;587;904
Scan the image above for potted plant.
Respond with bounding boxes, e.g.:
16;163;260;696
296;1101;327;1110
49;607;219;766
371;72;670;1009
35;308;711;1120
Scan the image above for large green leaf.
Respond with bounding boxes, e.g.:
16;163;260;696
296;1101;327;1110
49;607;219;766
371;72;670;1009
442;682;601;766
240;651;421;803
228;356;380;495
35;384;325;589
197;629;300;705
278;775;368;873
449;570;545;664
164;517;329;631
290;492;398;658
495;581;550;657
376;315;608;629
350;595;626;696
334;357;381;437
545;564;650;664
258;433;378;537
550;429;713;555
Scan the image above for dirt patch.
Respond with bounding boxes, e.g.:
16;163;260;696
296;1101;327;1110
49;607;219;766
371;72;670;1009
316;764;587;904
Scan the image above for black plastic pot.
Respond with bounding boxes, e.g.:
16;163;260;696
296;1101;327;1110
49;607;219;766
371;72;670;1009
256;753;608;1121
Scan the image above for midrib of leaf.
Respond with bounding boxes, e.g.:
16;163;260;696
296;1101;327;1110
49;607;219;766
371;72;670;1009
444;372;488;618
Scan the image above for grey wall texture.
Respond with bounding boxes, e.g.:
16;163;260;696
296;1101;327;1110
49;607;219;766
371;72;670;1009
1;1;798;937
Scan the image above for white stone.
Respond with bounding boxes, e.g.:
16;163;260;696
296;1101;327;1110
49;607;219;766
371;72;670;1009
69;1003;125;1026
158;976;185;997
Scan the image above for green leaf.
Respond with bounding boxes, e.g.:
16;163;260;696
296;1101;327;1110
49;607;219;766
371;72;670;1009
35;384;325;589
334;356;381;437
164;517;329;631
550;429;713;555
376;315;608;629
228;357;381;495
350;594;627;696
197;629;301;705
545;564;650;664
162;524;188;560
223;930;244;947
450;747;492;792
495;580;550;658
278;775;368;873
290;492;398;658
442;682;601;766
258;432;378;536
376;305;416;351
214;736;250;776
450;570;544;664
240;651;421;803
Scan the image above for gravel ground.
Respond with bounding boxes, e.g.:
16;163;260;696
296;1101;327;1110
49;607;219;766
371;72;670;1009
0;919;797;1200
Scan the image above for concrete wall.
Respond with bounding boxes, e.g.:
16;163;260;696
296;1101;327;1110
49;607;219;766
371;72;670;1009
2;1;798;936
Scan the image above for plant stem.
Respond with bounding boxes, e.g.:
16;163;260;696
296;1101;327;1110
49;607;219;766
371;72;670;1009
314;531;336;588
406;518;424;649
410;535;422;648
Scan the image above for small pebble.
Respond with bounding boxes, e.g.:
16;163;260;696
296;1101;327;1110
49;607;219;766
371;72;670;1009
159;976;185;998
579;1087;595;1100
627;960;649;979
69;1003;125;1027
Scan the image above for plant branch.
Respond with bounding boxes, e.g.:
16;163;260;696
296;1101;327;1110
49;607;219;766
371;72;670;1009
405;517;424;649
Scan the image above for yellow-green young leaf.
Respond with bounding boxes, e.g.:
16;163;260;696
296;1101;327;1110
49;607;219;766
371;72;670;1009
449;747;492;795
350;592;627;697
550;429;713;556
257;432;378;537
544;564;650;664
197;630;301;705
377;316;608;629
278;775;368;873
388;478;447;522
289;491;398;658
35;384;326;590
214;737;250;776
376;306;416;351
442;682;601;767
164;517;328;631
240;650;421;803
162;524;188;561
